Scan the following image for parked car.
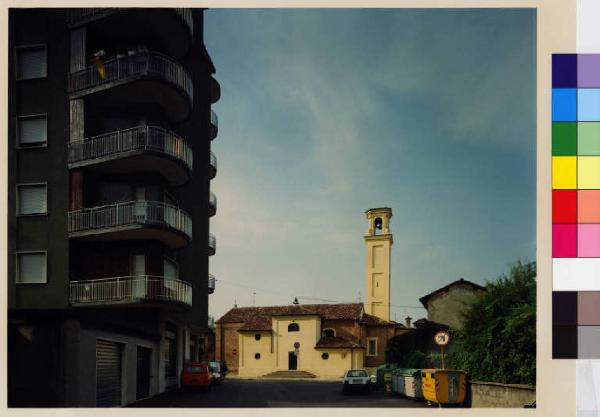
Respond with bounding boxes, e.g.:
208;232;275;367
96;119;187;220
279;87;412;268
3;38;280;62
181;362;212;391
208;361;225;385
342;369;372;394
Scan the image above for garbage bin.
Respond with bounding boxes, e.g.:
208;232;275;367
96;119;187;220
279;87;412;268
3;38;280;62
421;369;468;406
401;368;423;400
376;364;398;392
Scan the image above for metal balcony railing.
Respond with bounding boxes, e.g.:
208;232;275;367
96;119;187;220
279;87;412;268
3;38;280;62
68;125;193;170
68;200;192;241
210;110;218;139
208;274;216;294
209;192;217;217
66;8;194;37
68;51;193;104
69;275;192;307
210;151;217;171
208;233;216;255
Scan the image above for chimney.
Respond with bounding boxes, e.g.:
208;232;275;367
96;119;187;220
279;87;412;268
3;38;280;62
405;316;412;328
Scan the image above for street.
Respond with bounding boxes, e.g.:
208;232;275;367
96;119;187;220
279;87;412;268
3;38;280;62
130;379;429;408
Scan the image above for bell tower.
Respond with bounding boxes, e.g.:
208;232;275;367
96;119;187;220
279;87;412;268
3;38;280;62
364;207;393;321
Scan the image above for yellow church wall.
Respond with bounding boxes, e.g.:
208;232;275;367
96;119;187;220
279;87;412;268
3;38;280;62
238;331;276;377
235;316;370;378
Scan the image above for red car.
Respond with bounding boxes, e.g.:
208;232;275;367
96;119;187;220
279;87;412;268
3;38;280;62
181;362;212;391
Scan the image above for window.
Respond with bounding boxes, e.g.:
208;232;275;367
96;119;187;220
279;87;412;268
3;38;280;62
287;323;299;332
17;45;47;79
367;337;378;356
17;184;47;215
255;334;261;341
17;115;47;147
321;352;329;360
254;353;261;360
323;328;335;338
16;252;47;283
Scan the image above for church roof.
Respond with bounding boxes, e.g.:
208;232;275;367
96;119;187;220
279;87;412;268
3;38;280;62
216;303;365;324
360;313;402;327
315;336;364;349
419;278;486;308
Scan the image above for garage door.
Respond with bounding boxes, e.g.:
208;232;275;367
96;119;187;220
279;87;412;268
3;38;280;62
96;339;122;407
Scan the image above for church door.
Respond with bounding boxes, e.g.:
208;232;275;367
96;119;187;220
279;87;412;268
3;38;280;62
288;351;297;370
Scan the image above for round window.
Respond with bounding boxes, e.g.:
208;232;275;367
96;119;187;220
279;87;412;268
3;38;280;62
255;353;261;360
321;352;329;360
255;334;261;341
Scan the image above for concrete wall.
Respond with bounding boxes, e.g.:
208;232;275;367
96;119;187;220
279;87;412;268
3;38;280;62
470;381;536;408
427;286;484;330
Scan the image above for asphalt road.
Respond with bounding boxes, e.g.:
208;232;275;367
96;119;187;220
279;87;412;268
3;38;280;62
130;378;429;408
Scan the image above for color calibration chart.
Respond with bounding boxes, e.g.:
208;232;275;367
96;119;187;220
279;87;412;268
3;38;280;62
552;54;600;359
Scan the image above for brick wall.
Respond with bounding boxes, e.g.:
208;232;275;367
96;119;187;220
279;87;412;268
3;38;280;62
215;323;243;374
470;381;536;408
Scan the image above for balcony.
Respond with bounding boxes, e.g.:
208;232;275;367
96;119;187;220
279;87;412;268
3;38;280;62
68;51;193;122
210;110;218;140
68;125;193;186
68;200;192;249
66;8;193;58
209;76;221;104
209;192;217;217
209;151;217;179
208;274;216;294
208;233;216;256
69;275;192;309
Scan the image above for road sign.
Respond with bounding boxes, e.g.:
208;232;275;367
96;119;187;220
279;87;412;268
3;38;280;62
434;330;450;346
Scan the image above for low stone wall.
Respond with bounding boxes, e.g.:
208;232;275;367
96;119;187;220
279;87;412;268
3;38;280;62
470;381;536;408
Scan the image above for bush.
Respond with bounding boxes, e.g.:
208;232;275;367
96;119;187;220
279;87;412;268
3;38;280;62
447;261;536;385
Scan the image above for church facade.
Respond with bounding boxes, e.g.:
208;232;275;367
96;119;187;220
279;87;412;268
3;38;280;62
215;208;406;377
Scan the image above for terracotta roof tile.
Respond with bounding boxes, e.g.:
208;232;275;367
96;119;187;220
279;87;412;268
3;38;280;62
216;303;364;324
315;336;363;349
419;278;486;308
360;313;403;327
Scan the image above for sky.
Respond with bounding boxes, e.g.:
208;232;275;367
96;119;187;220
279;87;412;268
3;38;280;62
204;8;537;322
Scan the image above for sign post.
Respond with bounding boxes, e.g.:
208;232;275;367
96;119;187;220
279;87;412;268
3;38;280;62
433;330;450;370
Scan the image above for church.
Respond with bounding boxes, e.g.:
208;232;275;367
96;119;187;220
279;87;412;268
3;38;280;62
215;207;408;378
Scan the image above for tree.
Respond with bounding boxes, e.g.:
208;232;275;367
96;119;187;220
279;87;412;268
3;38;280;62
448;261;536;385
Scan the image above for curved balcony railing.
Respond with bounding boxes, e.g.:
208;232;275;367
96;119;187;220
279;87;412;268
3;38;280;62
208;274;216;294
210;110;218;140
68;125;193;171
68;51;193;104
66;8;193;37
208;233;216;255
68;200;192;241
209;151;217;179
69;275;192;307
209;192;217;217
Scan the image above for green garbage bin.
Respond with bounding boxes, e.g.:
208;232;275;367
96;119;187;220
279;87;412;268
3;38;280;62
376;364;398;392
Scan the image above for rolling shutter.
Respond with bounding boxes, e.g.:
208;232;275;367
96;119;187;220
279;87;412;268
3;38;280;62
18;116;47;145
96;340;122;407
17;252;46;283
18;184;47;214
17;46;47;79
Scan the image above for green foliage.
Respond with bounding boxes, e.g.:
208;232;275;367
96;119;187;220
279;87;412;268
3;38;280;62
404;350;427;368
447;261;536;385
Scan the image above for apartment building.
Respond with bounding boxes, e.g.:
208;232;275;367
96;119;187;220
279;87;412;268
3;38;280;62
7;8;220;406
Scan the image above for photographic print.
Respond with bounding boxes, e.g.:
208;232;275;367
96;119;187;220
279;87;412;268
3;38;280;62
6;7;536;409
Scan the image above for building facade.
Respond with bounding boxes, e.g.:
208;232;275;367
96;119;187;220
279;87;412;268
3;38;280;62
7;8;220;407
215;208;405;378
419;278;486;330
215;303;406;378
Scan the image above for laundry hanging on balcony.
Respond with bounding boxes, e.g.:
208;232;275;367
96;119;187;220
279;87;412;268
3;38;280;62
91;50;106;80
